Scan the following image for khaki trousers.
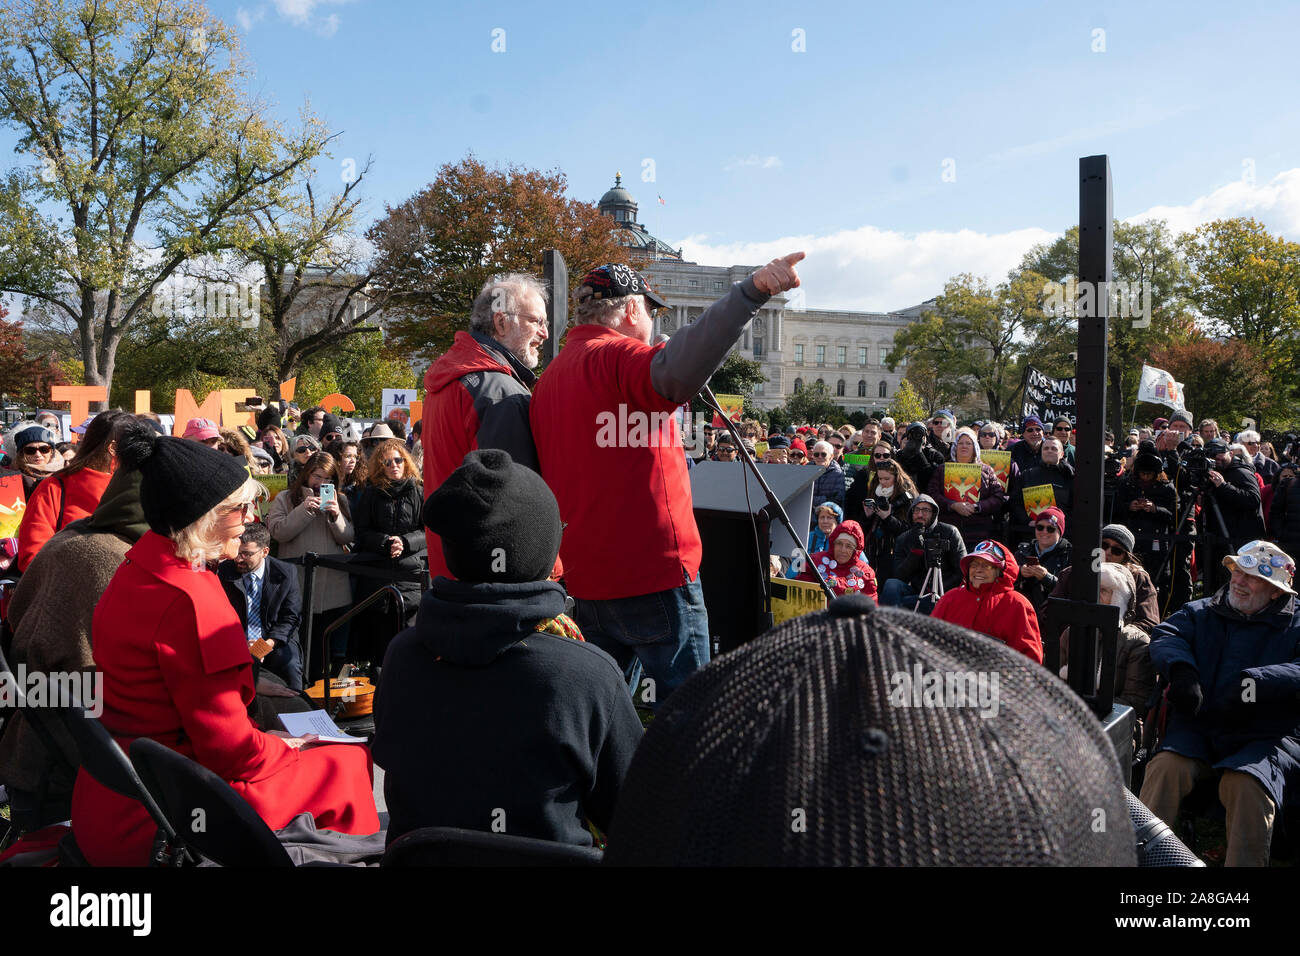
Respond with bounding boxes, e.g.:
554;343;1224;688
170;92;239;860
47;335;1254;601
1139;750;1276;867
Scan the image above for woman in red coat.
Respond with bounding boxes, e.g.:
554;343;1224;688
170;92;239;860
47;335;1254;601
16;410;129;571
71;421;379;866
931;539;1043;663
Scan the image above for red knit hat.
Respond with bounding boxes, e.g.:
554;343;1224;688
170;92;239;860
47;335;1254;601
1032;506;1066;535
829;520;865;553
790;438;808;454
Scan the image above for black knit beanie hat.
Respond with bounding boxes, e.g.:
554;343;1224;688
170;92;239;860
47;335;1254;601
605;597;1136;866
117;419;250;535
423;449;561;584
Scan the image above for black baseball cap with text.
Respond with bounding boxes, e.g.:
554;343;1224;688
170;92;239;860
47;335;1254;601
576;263;669;310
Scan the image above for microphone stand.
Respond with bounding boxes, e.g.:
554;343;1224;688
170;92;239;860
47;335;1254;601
695;383;837;605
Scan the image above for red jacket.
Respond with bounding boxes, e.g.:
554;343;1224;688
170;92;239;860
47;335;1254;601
931;548;1044;663
16;467;112;571
798;550;877;600
422;330;540;580
531;325;700;600
70;531;379;865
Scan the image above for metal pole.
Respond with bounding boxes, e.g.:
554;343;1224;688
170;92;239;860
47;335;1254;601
1070;155;1113;692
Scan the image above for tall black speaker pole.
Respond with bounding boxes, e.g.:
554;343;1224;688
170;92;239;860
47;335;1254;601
1070;155;1112;607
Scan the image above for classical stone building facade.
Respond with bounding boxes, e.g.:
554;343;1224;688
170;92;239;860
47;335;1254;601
597;175;930;415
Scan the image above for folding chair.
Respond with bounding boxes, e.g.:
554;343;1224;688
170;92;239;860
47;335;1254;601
129;738;293;867
55;706;188;867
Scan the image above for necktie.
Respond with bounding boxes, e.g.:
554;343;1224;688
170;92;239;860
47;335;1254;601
246;572;263;642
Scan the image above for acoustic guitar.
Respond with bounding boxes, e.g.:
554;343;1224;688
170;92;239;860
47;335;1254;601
305;663;376;720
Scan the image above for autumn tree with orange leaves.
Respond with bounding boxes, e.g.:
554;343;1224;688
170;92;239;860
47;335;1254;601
367;155;630;366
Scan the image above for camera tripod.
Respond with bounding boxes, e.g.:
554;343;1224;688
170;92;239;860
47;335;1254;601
914;561;946;612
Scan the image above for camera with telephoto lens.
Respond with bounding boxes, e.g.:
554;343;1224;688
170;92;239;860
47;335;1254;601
1175;440;1211;489
920;529;950;568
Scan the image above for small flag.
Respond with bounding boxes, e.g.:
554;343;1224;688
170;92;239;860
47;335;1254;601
657;195;666;205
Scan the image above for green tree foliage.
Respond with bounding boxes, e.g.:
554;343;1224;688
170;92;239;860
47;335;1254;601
0;0;330;403
1019;219;1195;428
885;271;1049;421
782;379;842;426
690;352;766;420
888;377;927;426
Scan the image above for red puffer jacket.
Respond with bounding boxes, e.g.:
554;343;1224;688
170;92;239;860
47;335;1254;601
931;546;1043;663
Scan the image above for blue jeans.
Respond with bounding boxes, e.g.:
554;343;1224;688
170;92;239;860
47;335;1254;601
574;575;711;708
881;577;935;615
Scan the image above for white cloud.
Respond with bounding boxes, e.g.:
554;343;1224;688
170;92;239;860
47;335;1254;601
267;0;353;34
724;155;782;172
677;225;1056;312
675;168;1300;312
235;6;266;31
1127;168;1300;237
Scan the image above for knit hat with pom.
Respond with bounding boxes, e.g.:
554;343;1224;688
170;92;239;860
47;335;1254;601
117;419;250;534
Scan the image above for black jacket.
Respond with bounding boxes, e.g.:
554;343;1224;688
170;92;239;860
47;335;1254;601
1207;460;1265;549
354;477;428;606
1269;475;1300;553
372;577;643;847
845;480;913;580
895;439;944;493
1114;475;1177;548
891;495;968;592
1013;537;1072;614
1011;438;1043;476
217;556;303;690
1011;460;1075;528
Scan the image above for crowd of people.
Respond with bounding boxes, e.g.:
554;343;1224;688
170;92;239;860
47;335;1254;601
0;251;1297;868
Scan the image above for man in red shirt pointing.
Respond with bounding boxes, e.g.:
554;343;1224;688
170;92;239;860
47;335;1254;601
531;254;804;703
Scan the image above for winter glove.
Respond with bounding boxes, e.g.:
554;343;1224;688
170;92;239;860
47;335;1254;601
1167;662;1203;717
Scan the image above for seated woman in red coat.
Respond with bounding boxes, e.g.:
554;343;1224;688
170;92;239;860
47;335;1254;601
16;409;130;571
71;421;380;866
798;520;877;600
931;539;1043;663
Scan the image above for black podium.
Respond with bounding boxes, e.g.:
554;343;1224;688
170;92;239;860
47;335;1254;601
689;461;822;655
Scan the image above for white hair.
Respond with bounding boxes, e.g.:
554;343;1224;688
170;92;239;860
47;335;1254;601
812;440;834;456
1237;429;1260;444
1098;562;1135;622
880;417;895;428
469;273;548;335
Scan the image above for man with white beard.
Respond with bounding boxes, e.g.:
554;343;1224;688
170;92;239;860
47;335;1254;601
1140;540;1300;866
420;273;550;581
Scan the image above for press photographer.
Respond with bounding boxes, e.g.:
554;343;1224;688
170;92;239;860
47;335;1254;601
1201;438;1266;593
879;495;966;613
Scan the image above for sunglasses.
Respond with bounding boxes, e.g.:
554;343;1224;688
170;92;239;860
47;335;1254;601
873;454;890;462
380;457;403;467
1034;523;1058;533
22;444;53;455
811;452;829;459
295;446;313;454
979;431;997;438
1024;427;1043;434
789;451;806;459
1054;425;1071;431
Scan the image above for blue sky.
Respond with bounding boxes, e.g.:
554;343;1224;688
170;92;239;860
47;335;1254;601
15;0;1300;310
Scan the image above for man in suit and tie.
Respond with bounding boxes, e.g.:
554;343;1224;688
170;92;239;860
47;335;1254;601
218;523;304;690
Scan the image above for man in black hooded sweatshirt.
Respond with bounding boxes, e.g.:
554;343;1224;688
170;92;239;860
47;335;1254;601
372;449;643;848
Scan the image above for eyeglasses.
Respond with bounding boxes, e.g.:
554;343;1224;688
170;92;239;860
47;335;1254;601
21;444;52;456
1102;543;1126;556
1024;427;1043;435
979;431;997;438
220;502;257;519
295;446;313;455
1054;426;1071;433
510;312;548;328
789;451;806;460
873;454;890;462
1034;524;1057;533
811;452;829;460
380;457;403;467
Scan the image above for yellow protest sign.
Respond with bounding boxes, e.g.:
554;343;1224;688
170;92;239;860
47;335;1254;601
943;463;983;504
1022;484;1057;518
981;450;1011;486
712;394;744;428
